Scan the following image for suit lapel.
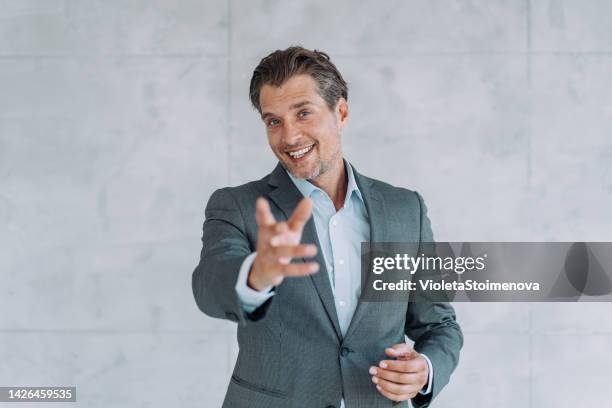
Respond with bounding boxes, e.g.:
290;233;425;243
266;163;343;342
343;168;387;342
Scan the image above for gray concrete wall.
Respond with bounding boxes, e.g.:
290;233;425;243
1;1;611;407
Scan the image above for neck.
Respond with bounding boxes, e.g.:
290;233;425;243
310;158;347;211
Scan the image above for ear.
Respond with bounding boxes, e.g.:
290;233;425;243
335;97;349;130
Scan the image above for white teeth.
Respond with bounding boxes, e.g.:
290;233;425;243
287;145;313;158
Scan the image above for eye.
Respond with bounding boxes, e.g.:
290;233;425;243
267;118;281;127
298;110;310;118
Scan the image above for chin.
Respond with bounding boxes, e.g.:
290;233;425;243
286;164;320;180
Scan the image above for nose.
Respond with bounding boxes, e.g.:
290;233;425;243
281;120;303;146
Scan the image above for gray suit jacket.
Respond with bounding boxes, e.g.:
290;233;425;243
192;163;463;408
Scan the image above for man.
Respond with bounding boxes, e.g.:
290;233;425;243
192;46;462;408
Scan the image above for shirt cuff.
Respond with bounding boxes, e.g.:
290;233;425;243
235;252;274;314
418;353;434;395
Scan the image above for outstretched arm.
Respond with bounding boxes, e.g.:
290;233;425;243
192;189;318;325
192;188;255;325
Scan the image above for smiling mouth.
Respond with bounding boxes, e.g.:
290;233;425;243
285;144;315;160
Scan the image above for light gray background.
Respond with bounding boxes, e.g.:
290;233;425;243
1;1;611;407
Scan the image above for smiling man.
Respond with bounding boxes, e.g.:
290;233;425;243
192;46;463;408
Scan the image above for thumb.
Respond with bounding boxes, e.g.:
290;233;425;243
288;197;313;232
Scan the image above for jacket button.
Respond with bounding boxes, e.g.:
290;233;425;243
340;347;351;357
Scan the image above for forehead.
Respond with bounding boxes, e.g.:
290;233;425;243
259;74;324;112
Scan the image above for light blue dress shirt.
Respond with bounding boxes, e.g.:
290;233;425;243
234;160;433;403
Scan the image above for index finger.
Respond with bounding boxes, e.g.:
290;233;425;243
288;197;313;231
385;345;419;360
379;358;426;374
255;197;276;227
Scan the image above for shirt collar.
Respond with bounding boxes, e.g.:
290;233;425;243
285;159;363;206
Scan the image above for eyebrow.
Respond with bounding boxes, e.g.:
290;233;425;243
261;100;313;121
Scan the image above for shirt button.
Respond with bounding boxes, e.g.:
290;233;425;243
331;219;338;226
338;259;345;265
339;300;346;307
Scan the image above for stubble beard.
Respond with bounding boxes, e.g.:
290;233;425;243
279;157;321;180
280;144;342;182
